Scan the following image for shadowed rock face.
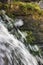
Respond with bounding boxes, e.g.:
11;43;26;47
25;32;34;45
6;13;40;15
18;0;40;2
15;15;43;43
0;0;40;3
0;0;7;3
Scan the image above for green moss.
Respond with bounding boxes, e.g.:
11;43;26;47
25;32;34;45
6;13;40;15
0;2;2;9
13;2;42;15
26;31;35;44
0;2;43;20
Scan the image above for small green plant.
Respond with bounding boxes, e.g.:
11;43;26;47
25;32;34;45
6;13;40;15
26;31;35;44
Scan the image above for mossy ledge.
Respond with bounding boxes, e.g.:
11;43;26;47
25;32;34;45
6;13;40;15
0;2;43;20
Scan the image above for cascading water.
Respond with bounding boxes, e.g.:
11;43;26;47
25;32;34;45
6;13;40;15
0;10;43;65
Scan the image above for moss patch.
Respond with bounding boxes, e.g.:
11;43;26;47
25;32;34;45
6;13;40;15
0;2;43;20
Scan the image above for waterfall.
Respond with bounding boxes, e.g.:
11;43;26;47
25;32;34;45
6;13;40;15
0;10;41;65
39;0;43;9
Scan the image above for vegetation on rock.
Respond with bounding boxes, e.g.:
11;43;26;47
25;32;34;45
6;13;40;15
0;1;43;44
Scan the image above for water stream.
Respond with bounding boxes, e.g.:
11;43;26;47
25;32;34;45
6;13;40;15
0;10;43;65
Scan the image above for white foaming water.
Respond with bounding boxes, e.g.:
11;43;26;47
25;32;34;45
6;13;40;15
0;10;38;65
0;21;38;65
14;19;23;27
